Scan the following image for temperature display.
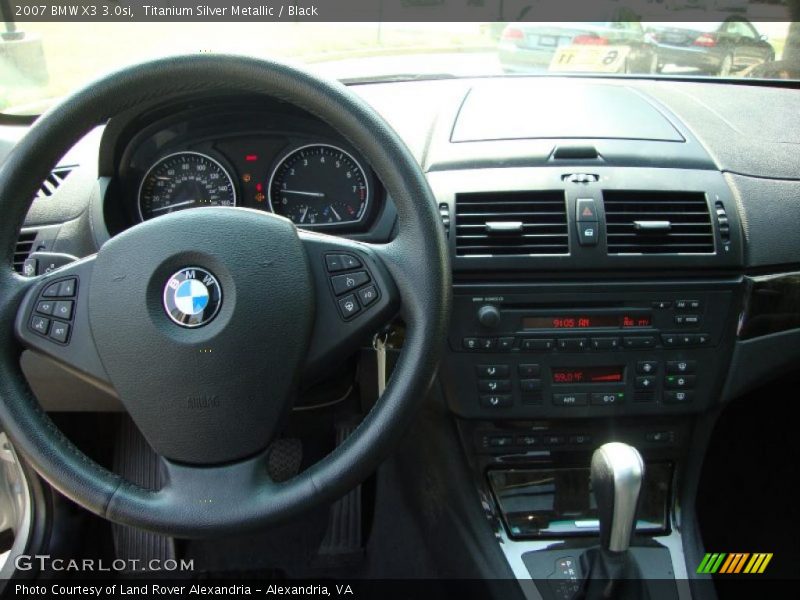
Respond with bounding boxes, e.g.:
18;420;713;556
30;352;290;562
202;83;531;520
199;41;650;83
552;366;625;385
523;314;652;329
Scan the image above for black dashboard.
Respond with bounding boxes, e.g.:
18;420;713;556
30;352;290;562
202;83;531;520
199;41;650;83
5;75;800;422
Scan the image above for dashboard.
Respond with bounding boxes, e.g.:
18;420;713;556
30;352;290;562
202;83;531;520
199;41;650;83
5;75;800;421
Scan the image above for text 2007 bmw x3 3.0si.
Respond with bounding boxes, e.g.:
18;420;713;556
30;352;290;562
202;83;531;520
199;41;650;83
0;1;799;598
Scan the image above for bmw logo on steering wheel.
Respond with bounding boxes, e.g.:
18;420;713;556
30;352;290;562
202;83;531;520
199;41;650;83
163;267;222;328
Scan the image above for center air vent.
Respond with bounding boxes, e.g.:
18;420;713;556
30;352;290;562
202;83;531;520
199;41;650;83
603;191;714;255
455;191;568;257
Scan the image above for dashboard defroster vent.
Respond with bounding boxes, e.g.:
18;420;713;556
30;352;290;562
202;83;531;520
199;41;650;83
36;166;74;199
603;191;714;255
455;191;568;256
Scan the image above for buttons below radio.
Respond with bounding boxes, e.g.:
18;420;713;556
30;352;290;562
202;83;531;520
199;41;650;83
666;360;696;374
636;361;658;374
518;364;541;378
520;379;542;392
479;379;511;393
480;394;512;408
557;338;588;352
635;376;657;390
664;375;695;389
663;391;693;404
476;365;509;378
553;393;587;406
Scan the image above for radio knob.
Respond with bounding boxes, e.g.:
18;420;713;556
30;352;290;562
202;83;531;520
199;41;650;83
477;305;501;329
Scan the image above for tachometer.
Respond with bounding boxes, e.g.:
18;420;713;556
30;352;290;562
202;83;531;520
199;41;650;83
268;144;369;226
138;151;236;221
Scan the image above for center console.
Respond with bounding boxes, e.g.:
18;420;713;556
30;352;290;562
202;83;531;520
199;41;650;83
428;162;743;598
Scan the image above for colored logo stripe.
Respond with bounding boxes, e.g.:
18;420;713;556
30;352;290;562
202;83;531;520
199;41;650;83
697;553;773;574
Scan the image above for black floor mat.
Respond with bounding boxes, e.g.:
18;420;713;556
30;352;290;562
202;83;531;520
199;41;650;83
696;374;800;585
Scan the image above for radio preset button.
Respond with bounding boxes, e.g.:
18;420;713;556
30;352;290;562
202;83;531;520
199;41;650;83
463;337;480;350
521;338;555;352
553;393;588;406
479;338;497;350
476;365;509;378
591;337;620;350
557;338;588;352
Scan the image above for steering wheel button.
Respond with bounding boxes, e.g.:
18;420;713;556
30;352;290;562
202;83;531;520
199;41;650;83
35;300;55;315
340;254;361;270
325;255;344;272
30;315;50;335
58;278;77;297
49;321;70;344
331;271;369;295
42;282;61;297
337;294;360;319
357;285;378;307
53;301;74;320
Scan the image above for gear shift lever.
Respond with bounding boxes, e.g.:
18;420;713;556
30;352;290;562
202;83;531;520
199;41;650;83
591;442;644;553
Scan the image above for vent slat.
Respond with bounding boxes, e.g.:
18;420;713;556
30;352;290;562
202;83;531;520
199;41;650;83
35;166;73;199
455;191;568;257
13;231;38;273
603;191;714;255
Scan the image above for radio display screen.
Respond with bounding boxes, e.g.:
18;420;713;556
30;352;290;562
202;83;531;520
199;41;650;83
522;314;652;329
552;366;625;384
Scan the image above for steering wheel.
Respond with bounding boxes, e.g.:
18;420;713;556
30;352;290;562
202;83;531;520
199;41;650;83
0;55;450;537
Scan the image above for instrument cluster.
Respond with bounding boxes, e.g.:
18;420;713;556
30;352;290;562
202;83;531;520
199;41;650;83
119;108;381;232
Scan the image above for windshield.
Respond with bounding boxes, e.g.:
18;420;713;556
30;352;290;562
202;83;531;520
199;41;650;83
2;9;799;115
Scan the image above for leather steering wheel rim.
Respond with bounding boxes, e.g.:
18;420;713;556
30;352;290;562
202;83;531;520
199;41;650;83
0;55;450;537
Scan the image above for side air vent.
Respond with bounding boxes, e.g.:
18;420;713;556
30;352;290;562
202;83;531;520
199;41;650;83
36;166;74;199
603;191;714;255
455;191;568;256
13;230;37;273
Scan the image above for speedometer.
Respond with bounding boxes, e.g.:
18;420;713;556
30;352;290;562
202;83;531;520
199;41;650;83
268;144;369;226
138;151;236;221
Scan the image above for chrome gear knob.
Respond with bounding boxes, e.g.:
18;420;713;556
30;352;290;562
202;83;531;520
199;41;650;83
591;442;645;553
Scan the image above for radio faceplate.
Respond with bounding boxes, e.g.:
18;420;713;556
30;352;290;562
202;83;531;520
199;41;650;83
443;284;739;418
